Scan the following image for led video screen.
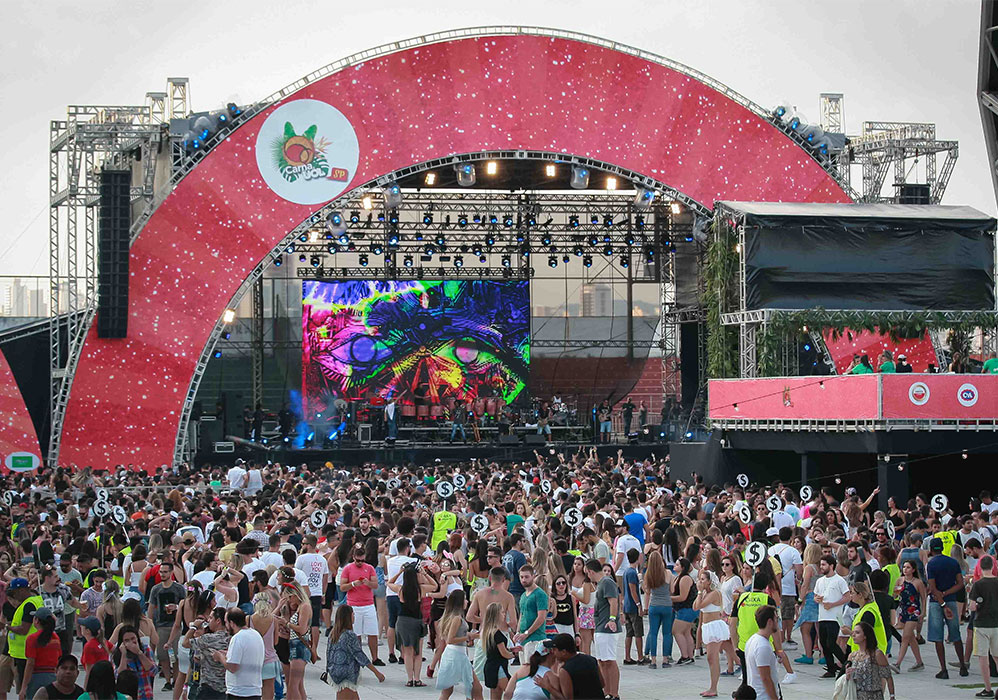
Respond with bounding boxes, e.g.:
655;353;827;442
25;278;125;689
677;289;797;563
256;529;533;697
302;280;529;416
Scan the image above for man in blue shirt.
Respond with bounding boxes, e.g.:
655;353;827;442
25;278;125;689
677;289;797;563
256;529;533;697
622;501;648;548
926;537;967;679
503;533;528;605
621;548;647;665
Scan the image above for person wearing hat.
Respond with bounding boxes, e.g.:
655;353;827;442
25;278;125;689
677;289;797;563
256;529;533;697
611;519;640;578
896;353;912;373
340;542;384;667
78;617;109;680
534;633;604;699
7;577;42;694
926;535;968;679
29;653;83;700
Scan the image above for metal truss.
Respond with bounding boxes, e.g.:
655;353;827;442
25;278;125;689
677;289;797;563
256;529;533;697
251;277;264;409
297;266;532;280
980;1;998;212
711;418;998;433
720;309;998;326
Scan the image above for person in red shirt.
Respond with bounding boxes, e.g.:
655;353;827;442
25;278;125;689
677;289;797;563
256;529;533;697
339;542;384;666
21;607;61;700
78;617;110;684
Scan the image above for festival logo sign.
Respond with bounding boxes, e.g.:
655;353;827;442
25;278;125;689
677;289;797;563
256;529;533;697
908;381;930;406
957;382;979;407
3;452;40;472
254;99;359;205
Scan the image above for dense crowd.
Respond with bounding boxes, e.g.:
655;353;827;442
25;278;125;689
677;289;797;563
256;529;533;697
0;450;992;700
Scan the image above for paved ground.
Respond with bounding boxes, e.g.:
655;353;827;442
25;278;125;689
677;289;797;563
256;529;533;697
139;638;992;699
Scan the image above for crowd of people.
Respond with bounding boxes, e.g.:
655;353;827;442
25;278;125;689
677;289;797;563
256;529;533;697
0;451;992;699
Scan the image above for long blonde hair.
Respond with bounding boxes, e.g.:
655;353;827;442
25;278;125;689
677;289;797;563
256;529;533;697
438;590;466;643
278;567;307;603
802;543;823;568
481;602;503;655
645;551;667;590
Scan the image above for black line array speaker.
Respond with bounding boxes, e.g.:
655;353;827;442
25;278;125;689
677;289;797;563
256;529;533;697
98;169;131;338
680;322;700;408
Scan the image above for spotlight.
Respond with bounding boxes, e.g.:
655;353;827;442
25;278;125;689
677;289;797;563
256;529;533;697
298;253;307;263
485;161;498;175
383;181;402;208
213;350;222;358
604;215;614;228
473;214;481;224
454;255;464;268
562;254;570;263
520;247;530;258
372;244;383;255
423;212;434;225
388;211;399;224
424;245;435;256
545;163;556;177
403;255;413;267
501;255;511;268
226;102;242;121
222;309;236;324
635;214;646;229
645;246;655;262
619;255;629;268
502;215;514;228
603;246;614;256
338;232;350;245
548;255;558;268
327;243;338;254
670;202;682;215
574;246;584;257
589;235;600;247
435;234;445;247
349;210;360;224
359;254;369;267
489;214;498;225
457;214;468;227
273;257;282;267
590;215;599;225
634;187;656;211
605;177;617;190
569;215;580;228
455;162;476;187
310;255;321;267
541;233;552;246
570;165;590;189
424;172;437;186
527;215;537;227
361;196;373;210
326;211;346;235
388;233;399;246
624;233;635;246
485;234;496;246
286;243;295;254
583;255;593;267
479;255;487;263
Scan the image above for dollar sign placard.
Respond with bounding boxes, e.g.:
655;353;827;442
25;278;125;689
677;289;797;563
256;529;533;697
388;478;401;490
737;473;749;488
766;495;782;513
111;505;127;525
436;481;454;500
931;493;948;513
541;480;552;495
1;492;13;507
799;485;813;502
563;508;583;528
885;520;896;540
745;541;767;567
453;473;467;489
735;503;752;524
310;510;328;530
470;514;489;535
92;500;111;519
96;488;109;503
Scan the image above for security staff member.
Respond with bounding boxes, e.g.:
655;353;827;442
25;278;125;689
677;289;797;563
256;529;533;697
728;571;778;687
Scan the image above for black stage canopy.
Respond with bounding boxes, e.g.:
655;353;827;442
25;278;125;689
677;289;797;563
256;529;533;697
719;202;997;311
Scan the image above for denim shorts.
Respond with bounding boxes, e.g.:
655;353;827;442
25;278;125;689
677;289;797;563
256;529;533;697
674;607;699;624
927;601;960;643
289;638;311;663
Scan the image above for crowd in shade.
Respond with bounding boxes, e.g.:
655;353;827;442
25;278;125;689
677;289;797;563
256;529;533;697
0;449;995;700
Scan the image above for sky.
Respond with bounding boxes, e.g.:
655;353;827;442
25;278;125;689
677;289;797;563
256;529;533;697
0;0;993;275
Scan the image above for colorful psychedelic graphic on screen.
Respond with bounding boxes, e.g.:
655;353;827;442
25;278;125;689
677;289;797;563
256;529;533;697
302;280;529;416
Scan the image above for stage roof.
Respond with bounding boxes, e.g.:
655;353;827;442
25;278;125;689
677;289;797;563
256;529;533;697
718;201;993;221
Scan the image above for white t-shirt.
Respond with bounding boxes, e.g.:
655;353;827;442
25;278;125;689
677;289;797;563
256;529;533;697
295;553;329;597
259;551;284;569
242;557;267;580
814;573;850;623
771;510;795;531
227;466;247;492
768;543;802;597
982;501;998;515
745;632;780;700
268;567;308;589
245;469;263;496
614;534;641;574
226;627;264;696
386;555;417;598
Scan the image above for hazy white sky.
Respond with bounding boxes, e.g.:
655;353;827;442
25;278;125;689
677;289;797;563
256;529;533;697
0;0;992;275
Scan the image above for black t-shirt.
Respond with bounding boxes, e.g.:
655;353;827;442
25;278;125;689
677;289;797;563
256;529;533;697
563;653;604;699
43;683;84;700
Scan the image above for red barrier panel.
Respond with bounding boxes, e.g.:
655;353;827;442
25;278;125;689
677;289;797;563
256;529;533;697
708;375;880;420
0;350;42;471
882;374;998;420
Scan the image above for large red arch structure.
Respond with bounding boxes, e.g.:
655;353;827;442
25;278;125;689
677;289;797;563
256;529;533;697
56;28;851;469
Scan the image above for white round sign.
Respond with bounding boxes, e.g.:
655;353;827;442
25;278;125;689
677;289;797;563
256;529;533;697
254;99;360;205
735;503;752;525
766;495;783;513
92;500;111;519
96;488;109;503
931;493;949;513
885;520;896;540
737;474;749;488
799;485;813;502
958;383;980;408
1;491;13;507
541;480;552;495
387;478;401;490
745;541;768;567
687;497;699;510
453;473;467;489
470;513;489;535
563;508;583;528
310;510;328;530
111;505;127;525
908;381;931;406
4;452;39;472
436;481;455;500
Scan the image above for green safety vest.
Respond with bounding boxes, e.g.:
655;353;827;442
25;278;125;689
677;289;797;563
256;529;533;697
935;530;957;557
431;511;457;550
883;564;900;598
847;601;887;653
735;591;770;652
113;546;132;589
8;595;43;659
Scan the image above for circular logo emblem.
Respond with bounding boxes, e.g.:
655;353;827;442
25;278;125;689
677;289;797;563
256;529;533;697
958;383;979;407
908;382;930;406
254;99;359;205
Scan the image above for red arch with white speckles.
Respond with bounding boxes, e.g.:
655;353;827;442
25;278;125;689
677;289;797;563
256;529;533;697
57;30;851;469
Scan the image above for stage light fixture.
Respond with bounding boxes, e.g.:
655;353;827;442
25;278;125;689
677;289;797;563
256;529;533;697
503;215;514;228
349;210;360;224
548;255;558;268
213;350;222;358
222;309;236;324
570;165;590;189
574;247;584;257
226;102;242;121
485;234;496;246
520;247;530;258
383;181;402;208
541;233;552;246
589;235;600;246
308;229;320;243
645;246;655;262
486;161;498;175
310;255;321;267
423;212;433;225
635;214;646;229
361;196;373;210
326;211;347;238
590;215;599;225
670;202;682;215
619;255;629;268
327;243;338;254
389;211;399;224
338;232;350;245
388;233;399;246
501;255;511;267
603;246;614;256
454;255;464;268
425;172;437;186
479;255;487;264
603;233;612;243
473;214;482;224
604;215;614;228
359;254;369;267
458;214;468;227
403;255;413;267
223;332;231;340
527;214;537;227
562;254;570;263
634;187;656;211
372;244;384;255
377;212;386;222
605;177;618;190
286;243;295;254
569;215;579;229
583;255;593;267
435;234;446;247
625;233;635;246
425;245;435;256
545;163;557;177
193;114;218;142
298;253;307;263
489;213;498;225
455;162;476;187
273;257;282;267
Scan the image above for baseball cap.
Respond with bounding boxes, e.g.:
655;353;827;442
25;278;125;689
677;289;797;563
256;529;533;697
615;518;627;528
898;354;907;360
79;617;101;635
34;607;54;622
929;537;944;552
8;578;28;591
182;532;196;544
545;633;577;652
765;527;779;537
845;487;857;497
